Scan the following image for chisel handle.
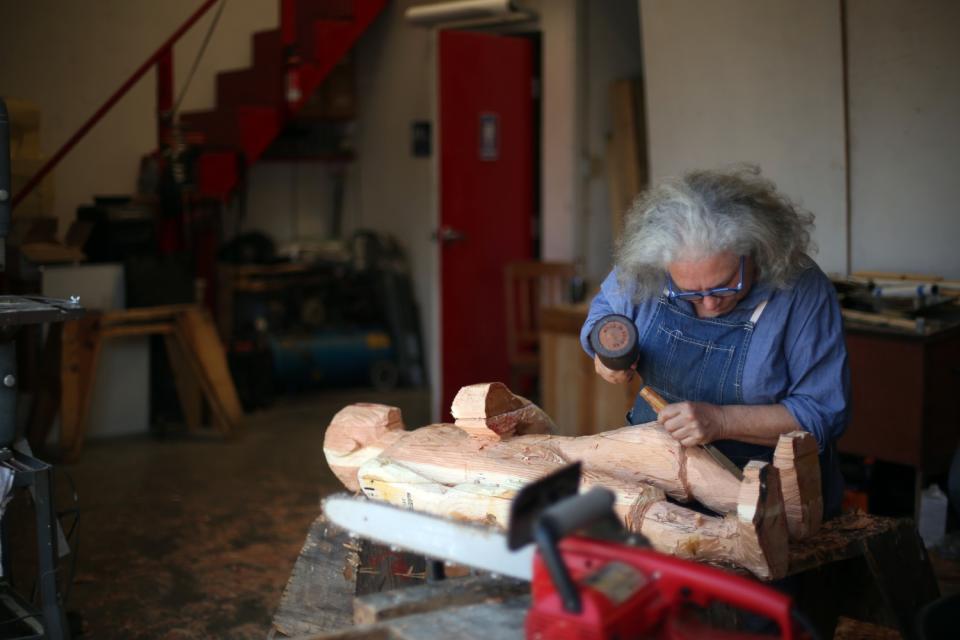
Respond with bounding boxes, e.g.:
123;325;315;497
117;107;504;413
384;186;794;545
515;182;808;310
639;385;668;414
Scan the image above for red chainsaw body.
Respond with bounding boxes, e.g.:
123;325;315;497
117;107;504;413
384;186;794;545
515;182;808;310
526;536;796;640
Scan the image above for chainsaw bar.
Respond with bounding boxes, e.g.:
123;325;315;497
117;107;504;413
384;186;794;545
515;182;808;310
323;494;535;580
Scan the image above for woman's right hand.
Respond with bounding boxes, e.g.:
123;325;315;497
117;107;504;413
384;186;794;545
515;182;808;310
594;354;636;384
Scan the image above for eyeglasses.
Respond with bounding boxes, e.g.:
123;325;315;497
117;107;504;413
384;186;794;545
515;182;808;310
667;256;746;301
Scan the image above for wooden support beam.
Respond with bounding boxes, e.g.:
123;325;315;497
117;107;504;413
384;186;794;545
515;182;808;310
174;306;243;434
48;304;243;459
353;575;528;626
60;315;102;462
163;333;204;433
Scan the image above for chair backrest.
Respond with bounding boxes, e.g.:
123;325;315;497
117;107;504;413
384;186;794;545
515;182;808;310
504;261;576;361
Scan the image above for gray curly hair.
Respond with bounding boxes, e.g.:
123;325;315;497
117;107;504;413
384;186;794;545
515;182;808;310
615;167;815;300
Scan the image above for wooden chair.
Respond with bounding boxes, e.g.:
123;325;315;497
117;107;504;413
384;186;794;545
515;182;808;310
503;261;576;394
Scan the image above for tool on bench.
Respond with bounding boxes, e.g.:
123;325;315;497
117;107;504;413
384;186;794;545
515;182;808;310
325;463;813;640
590;314;744;480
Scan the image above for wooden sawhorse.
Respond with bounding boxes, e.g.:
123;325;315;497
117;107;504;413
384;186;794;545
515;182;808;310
270;512;940;640
26;304;243;461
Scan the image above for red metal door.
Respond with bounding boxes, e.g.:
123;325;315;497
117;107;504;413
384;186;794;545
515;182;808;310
439;30;534;419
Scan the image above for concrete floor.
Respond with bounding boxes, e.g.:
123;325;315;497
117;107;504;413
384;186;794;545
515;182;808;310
38;389;430;639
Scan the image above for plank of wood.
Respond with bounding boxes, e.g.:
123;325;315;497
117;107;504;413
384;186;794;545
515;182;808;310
100;322;175;339
271;516;361;637
850;271;944;283
175;306;243;433
100;304;193;326
163;333;204;433
308;597;529;640
60;315;102;461
841;308;923;333
353;575;527;626
26;323;63;452
540;330;583;437
607;78;647;242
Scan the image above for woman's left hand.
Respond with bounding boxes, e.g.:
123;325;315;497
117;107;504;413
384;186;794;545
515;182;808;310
658;401;728;447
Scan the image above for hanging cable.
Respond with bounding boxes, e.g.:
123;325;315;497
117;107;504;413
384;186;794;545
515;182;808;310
172;0;228;118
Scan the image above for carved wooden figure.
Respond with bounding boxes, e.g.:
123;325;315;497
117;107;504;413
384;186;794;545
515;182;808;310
323;383;822;579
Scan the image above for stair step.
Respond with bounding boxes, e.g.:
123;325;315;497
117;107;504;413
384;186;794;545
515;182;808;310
294;0;354;63
351;0;389;26
197;151;240;200
172;0;390;200
252;29;283;69
307;0;387;64
296;0;355;22
216;67;283;109
312;19;357;65
180;106;283;162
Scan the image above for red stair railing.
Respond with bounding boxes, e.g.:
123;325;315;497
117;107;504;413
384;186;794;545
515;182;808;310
11;0;222;211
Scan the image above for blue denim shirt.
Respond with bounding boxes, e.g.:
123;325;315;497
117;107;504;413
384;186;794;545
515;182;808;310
580;262;851;513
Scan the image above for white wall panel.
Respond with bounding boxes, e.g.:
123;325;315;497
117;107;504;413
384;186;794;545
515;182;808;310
847;0;960;279
639;0;847;275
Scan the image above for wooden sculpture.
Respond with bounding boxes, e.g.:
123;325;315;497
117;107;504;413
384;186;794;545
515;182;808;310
323;383;823;580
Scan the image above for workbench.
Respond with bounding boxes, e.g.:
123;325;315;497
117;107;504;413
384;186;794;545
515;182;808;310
841;321;960;489
270;511;939;640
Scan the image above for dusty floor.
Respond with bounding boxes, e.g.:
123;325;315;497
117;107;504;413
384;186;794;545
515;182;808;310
13;388;429;639
6;387;958;639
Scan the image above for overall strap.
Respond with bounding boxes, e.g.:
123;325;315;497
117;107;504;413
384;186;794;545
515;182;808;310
749;300;769;324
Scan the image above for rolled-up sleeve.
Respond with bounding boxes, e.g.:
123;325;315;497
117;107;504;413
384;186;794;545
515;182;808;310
779;272;851;451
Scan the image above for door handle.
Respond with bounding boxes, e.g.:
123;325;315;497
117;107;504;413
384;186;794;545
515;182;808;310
433;226;466;244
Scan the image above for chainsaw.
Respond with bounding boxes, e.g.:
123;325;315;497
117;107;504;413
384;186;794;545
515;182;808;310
324;463;815;640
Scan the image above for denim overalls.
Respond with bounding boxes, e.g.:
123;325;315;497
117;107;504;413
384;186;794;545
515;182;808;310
628;294;772;469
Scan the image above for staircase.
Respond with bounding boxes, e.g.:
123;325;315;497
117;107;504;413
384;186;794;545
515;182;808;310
179;0;387;200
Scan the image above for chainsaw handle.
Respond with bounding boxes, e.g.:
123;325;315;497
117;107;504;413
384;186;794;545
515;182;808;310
559;538;800;640
643;552;797;640
541;488;616;540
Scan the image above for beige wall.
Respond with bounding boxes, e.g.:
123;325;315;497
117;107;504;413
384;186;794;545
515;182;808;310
639;0;960;280
847;0;960;279
0;0;277;228
583;0;642;284
640;0;848;275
